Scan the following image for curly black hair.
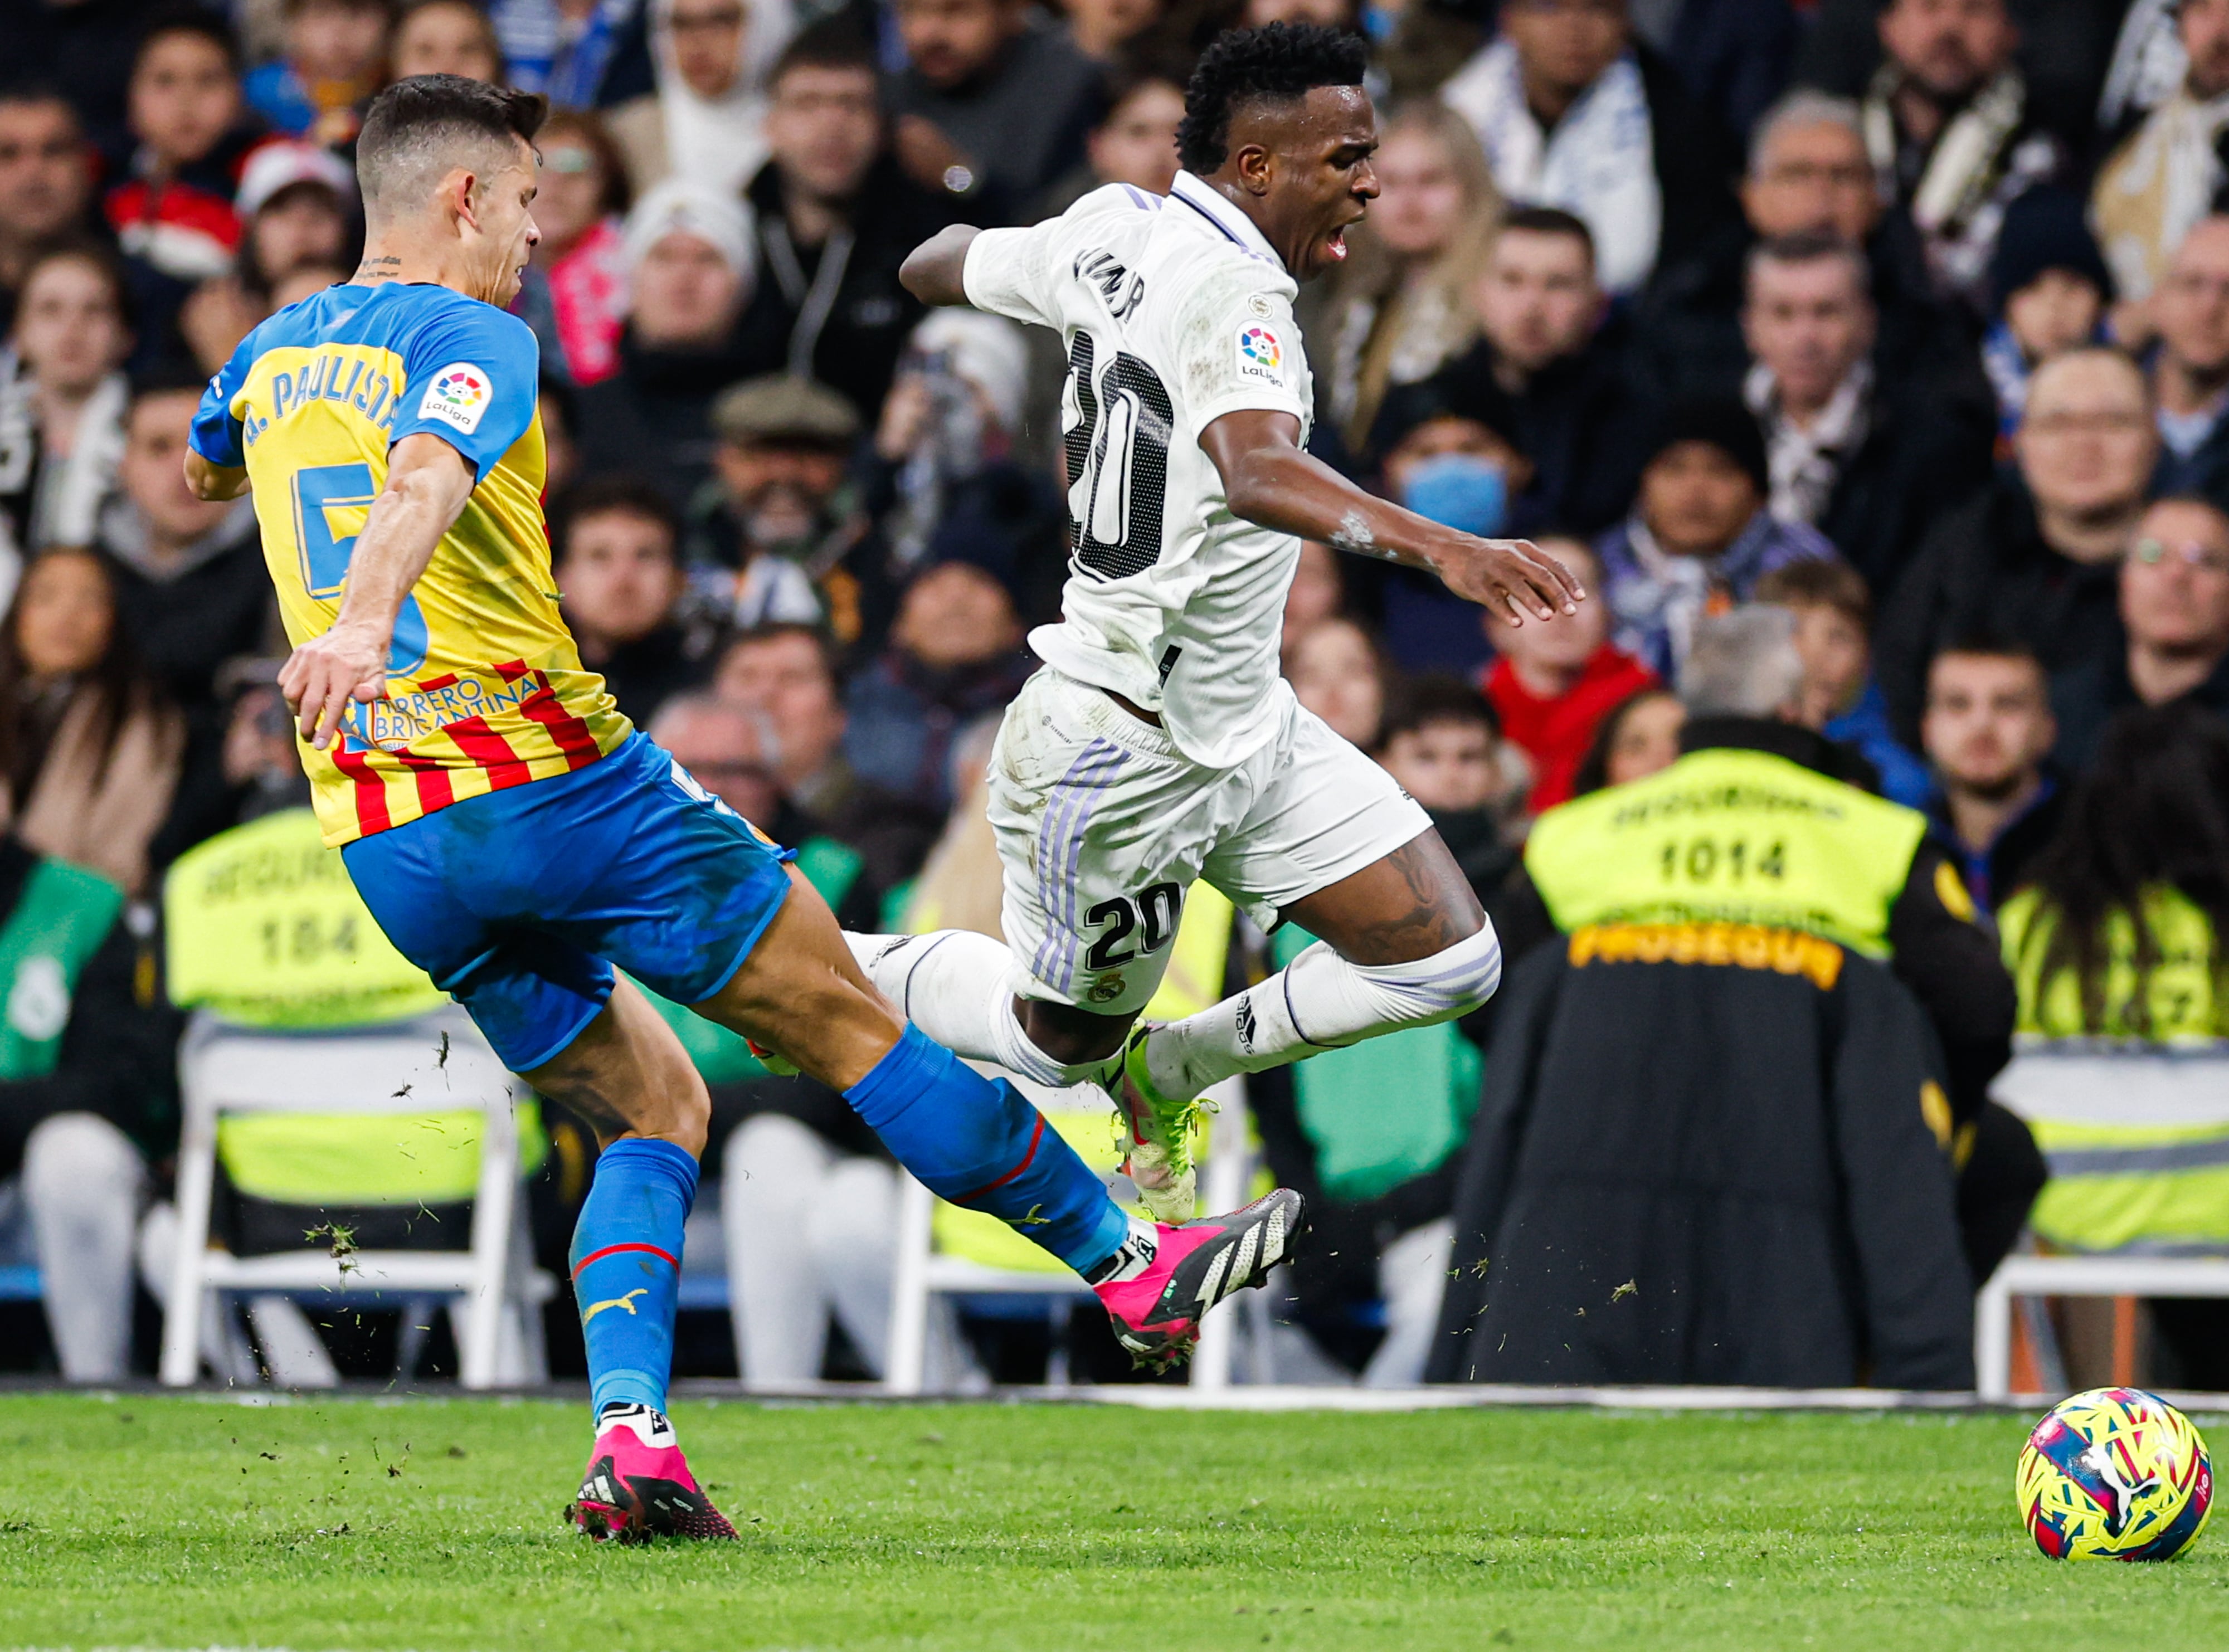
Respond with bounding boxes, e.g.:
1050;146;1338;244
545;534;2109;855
1175;23;1370;176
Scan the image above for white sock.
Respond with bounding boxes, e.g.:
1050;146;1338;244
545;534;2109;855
596;1401;676;1447
843;930;1116;1089
1143;923;1503;1098
1081;1215;1161;1283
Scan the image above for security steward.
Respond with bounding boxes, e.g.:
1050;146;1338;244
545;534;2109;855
1491;608;2043;1288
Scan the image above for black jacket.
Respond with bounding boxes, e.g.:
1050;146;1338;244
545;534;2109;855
2050;645;2229;775
733;154;961;420
1426;941;1975;1389
573;326;763;511
1876;474;2126;744
1495;717;2016;1121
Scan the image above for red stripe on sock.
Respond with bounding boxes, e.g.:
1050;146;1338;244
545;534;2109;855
571;1241;679;1279
952;1113;1045;1205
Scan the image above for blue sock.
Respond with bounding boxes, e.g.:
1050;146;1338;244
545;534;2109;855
845;1025;1128;1274
569;1136;697;1421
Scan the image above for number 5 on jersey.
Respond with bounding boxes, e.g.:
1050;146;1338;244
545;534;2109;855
291;461;430;674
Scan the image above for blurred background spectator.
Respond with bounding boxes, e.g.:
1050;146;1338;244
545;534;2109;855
1920;636;2063;916
1755;556;1933;808
605;0;791;198
552;474;714;724
0;90;99;339
244;0;390;144
1;244;134;576
515;110;630;385
2145;214;2229;501
2093;0;2229;311
390;0;510;82
1597;394;1832;679
736;22;954;415
690;373;858;637
575;179;756;506
0;548;183;896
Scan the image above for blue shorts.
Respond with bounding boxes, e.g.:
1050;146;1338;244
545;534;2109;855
342;732;796;1071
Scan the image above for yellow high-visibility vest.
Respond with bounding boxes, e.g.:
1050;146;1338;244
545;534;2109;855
1525;747;1926;957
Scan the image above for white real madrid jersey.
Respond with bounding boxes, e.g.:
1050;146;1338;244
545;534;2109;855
962;170;1315;771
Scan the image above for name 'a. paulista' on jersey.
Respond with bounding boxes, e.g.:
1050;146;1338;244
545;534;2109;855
189;280;631;848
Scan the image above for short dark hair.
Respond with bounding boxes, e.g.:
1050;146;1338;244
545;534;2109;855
357;73;547;218
724;621;842;692
1748;227;1868;295
1376;674;1500;752
1498;204;1595;261
134;6;242;72
129;359;216;408
1175;23;1369;176
0;84;82;124
1755;558;1872;628
20;238;135;330
551;475;677;558
1925;632;2046;696
771;17;878;86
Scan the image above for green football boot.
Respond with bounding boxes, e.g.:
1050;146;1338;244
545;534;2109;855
1109;1025;1206;1225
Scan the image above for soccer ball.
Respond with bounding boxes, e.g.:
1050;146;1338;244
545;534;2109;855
2018;1387;2213;1560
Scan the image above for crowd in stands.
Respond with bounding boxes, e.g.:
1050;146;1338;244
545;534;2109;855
2;0;2228;1392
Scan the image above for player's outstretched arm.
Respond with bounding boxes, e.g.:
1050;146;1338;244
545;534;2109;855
1200;408;1585;626
280;432;476;750
183;451;250;501
898;225;982;308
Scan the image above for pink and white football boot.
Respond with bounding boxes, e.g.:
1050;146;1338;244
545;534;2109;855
566;1405;737;1543
1090;1189;1307;1372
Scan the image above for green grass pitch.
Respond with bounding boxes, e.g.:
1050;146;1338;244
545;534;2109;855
0;1393;2223;1650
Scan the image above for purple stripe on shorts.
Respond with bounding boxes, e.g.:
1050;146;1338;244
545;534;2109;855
1028;739;1126;987
1055;749;1128;992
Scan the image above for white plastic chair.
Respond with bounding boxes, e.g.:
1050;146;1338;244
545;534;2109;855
1974;1042;2229;1401
159;1003;553;1390
883;1070;1254;1395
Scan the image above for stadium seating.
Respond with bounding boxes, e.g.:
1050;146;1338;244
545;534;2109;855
157;1003;553;1389
1975;1042;2229;1400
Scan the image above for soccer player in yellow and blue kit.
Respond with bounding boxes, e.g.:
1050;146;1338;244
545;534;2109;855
183;74;1303;1541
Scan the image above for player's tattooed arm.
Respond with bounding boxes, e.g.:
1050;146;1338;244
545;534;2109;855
899;225;982;308
1199;408;1586;627
280;433;475;749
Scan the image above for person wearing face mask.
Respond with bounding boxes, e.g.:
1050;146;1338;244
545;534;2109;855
606;0;796;199
1595;396;1837;682
1369;388;1538;676
689;374;862;641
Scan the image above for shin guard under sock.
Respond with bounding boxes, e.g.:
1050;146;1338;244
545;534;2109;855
570;1136;697;1419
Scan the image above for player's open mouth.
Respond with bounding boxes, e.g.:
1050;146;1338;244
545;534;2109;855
1326;227;1349;262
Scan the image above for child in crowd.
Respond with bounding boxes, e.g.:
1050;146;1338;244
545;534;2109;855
1569;686;1685;797
1980;187;2112;450
1754;559;1935;808
1374;675;1529;893
389;0;507;81
1478;535;1656;811
244;0;392;144
106;13;260;286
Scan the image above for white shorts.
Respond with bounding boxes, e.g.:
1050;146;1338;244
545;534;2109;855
987;667;1433;1014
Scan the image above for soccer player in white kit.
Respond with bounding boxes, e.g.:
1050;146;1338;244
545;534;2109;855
862;23;1586;1222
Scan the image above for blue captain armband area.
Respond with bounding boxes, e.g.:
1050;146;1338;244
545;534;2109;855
388;298;541;483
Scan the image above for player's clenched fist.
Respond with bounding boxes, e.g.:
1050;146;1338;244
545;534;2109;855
280;622;391;750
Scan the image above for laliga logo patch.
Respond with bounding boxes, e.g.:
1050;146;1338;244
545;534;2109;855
417;362;491;433
1236;324;1283;383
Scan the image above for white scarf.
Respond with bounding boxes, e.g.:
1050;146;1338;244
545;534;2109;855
650;0;795;197
2094;85;2229;303
1744;357;1871;528
1442;38;1661;296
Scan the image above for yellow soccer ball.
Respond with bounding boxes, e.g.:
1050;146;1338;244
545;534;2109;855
2018;1387;2213;1560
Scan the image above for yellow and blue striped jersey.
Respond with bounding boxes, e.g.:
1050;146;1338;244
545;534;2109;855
189;280;631;846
